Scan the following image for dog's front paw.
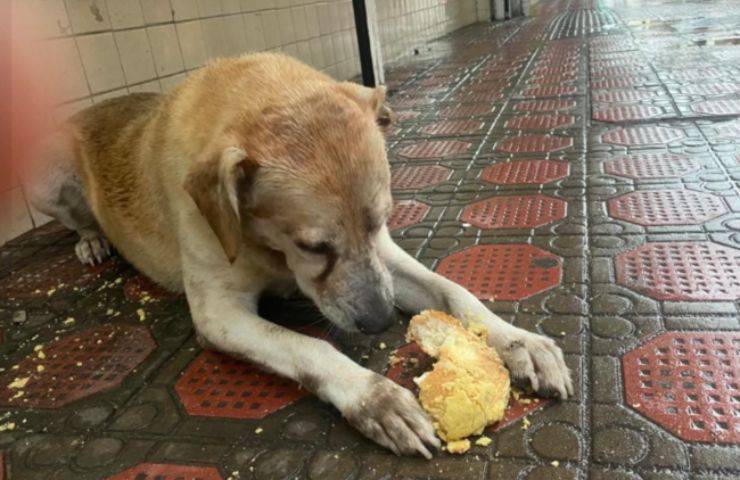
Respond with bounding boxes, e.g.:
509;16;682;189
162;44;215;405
497;331;574;399
343;373;440;458
75;233;111;265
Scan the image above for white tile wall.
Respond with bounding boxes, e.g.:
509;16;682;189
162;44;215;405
4;0;488;245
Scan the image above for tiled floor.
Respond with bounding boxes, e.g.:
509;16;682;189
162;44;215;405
2;0;740;478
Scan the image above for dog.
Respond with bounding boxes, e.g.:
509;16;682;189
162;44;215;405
26;53;572;458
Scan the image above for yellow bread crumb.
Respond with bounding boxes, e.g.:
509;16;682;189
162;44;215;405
8;377;29;389
475;436;493;447
407;310;510;442
446;439;471;454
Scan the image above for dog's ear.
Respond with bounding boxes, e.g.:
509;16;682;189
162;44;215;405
338;82;394;127
184;146;258;263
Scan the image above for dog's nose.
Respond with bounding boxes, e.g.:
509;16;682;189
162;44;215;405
354;299;395;334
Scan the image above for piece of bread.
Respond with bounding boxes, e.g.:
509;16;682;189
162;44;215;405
406;310;510;442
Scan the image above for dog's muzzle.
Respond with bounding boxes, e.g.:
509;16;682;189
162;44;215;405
351;285;395;334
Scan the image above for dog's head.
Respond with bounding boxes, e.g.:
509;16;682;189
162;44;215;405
185;82;396;334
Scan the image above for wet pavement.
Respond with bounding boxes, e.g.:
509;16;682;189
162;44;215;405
1;0;740;478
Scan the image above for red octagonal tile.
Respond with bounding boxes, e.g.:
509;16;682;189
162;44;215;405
481;159;569;185
494;135;573;153
505;114;575;130
513;99;577;112
678;83;740;96
438;104;495;118
623;331;740;444
692;99;740;116
0;250;110;299
395;110;420;122
0;324;156;408
600;126;685;146
592;90;661;103
175;350;310;419
608;190;727;226
462;195;566;229
713;119;740;138
387;343;550;433
391;165;453;190
420;120;485;136
521;85;578;97
616;242;740;301
108;463;223;480
593;105;664;122
388;200;430;231
398;140;472;159
436;244;562;301
603;153;701;179
591;78;653;89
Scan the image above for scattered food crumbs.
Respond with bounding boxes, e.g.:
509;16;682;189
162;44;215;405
560;331;566;336
255;427;263;434
76;362;83;367
137;308;146;322
446;439;471;454
33;344;43;352
8;376;29;389
378;342;387;350
46;288;56;296
521;416;531;430
38;350;46;359
0;422;16;432
36;365;45;373
106;309;114;315
511;388;521;401
63;317;75;325
10;390;24;400
115;277;123;284
551;460;560;467
361;354;369;360
475;436;492;447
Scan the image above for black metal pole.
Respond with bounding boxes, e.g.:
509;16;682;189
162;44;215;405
352;0;376;87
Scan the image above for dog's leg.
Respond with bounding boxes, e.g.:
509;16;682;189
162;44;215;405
379;229;573;398
183;270;440;458
25;132;110;265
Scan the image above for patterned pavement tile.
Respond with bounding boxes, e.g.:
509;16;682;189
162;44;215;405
435;244;562;301
396;140;474;160
461;195;567;229
387;200;431;231
607;190;728;226
391;165;453;190
623;331;740;444
0;324;156;408
615;241;740;301
592;105;667;122
493;134;575;154
481;159;570;185
107;463;224;480
504;114;576;131
602;152;702;179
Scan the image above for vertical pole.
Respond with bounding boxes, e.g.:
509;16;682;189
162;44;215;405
352;0;384;86
493;0;506;20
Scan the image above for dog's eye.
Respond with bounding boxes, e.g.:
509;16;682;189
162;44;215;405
295;240;333;255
